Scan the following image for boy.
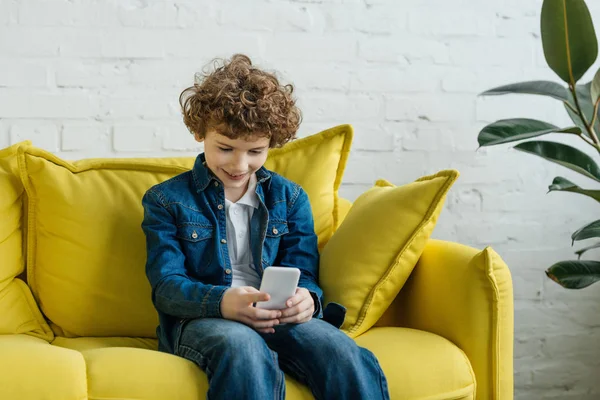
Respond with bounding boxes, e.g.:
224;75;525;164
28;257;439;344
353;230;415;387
141;54;389;400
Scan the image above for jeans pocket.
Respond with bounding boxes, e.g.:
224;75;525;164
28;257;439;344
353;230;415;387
173;318;190;355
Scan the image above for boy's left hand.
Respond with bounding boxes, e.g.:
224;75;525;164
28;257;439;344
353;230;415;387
279;287;314;324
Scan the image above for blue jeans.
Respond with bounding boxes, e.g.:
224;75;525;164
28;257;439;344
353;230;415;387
176;318;390;400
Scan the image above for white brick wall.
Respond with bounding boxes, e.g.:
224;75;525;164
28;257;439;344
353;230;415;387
2;0;600;397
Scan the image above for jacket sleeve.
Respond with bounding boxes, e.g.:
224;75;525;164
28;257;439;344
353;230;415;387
141;189;228;319
275;187;324;318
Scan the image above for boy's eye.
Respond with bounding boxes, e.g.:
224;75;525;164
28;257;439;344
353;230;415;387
219;147;232;152
250;150;264;154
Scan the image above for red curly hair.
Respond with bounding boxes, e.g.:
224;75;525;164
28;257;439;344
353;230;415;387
179;54;302;148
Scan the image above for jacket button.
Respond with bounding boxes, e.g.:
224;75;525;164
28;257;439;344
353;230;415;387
214;181;219;187
217;204;223;210
225;269;232;275
191;231;198;239
272;228;278;234
221;239;227;244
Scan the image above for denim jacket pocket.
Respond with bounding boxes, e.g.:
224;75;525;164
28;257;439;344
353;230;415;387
265;220;289;238
176;223;214;269
262;220;289;265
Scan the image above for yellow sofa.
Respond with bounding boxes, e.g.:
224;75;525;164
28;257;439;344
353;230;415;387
0;129;513;400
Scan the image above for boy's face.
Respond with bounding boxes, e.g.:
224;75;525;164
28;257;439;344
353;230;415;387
197;129;270;193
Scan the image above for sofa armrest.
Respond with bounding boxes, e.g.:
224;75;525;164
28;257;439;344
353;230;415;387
375;239;514;400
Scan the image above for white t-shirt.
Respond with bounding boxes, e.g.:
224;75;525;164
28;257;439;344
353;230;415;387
224;173;262;289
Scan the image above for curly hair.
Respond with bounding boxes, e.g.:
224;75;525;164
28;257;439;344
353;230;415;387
179;54;302;148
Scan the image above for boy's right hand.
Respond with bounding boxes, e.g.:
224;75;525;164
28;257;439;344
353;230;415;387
220;287;281;334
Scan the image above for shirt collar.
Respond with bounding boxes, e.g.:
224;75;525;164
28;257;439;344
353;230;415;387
235;173;259;208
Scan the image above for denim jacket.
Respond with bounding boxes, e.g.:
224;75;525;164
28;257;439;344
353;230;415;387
141;153;346;354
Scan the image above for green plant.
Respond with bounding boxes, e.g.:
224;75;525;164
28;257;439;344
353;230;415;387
478;0;600;289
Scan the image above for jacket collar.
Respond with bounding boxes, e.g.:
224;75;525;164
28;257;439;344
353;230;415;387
191;152;271;193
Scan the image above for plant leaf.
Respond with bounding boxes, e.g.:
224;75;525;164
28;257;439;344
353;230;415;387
478;119;580;147
592;67;600;103
541;0;598;84
572;219;600;242
548;176;600;203
515;141;600;182
565;82;600;137
480;81;570;102
546;260;600;289
575;242;600;259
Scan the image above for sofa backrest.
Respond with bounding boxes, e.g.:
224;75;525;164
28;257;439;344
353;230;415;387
10;125;352;337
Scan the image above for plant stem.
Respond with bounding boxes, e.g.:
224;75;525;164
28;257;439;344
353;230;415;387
579;132;598;148
569;84;600;146
565;101;579;115
591;97;600;129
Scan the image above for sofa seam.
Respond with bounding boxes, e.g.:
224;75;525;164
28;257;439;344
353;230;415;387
332;125;353;234
483;247;501;400
21;146;191;174
16;148;40;305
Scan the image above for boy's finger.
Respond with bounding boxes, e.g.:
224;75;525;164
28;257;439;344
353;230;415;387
246;318;279;329
245;291;270;304
246;307;282;321
279;308;313;324
285;293;304;308
280;297;312;318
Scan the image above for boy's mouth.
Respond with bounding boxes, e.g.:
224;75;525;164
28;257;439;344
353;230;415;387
224;171;248;180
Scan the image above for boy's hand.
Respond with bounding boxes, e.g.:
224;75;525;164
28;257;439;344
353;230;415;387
279;287;314;324
220;286;281;333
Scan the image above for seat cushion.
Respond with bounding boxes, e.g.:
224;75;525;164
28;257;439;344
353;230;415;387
356;327;476;400
81;347;207;400
0;334;87;400
0;141;53;341
16;125;351;337
320;170;459;337
52;336;159;352
51;327;475;400
73;346;314;400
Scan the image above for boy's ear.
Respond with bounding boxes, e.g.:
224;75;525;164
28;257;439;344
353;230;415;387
193;132;204;143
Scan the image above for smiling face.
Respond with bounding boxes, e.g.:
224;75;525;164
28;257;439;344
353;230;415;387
196;129;270;201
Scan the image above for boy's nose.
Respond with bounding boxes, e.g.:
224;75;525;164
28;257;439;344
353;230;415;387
231;158;247;172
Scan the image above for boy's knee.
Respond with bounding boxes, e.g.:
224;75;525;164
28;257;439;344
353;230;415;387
216;324;263;351
181;319;260;350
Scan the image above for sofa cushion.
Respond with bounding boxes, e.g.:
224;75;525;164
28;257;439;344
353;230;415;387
17;125;351;337
81;347;207;400
0;279;54;340
320;170;459;337
0;334;87;400
0;142;53;341
77;346;313;400
264;124;352;247
355;327;476;399
52;327;475;400
0;141;29;290
52;336;158;352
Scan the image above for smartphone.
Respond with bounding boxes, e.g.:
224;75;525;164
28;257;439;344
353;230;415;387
255;266;301;310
